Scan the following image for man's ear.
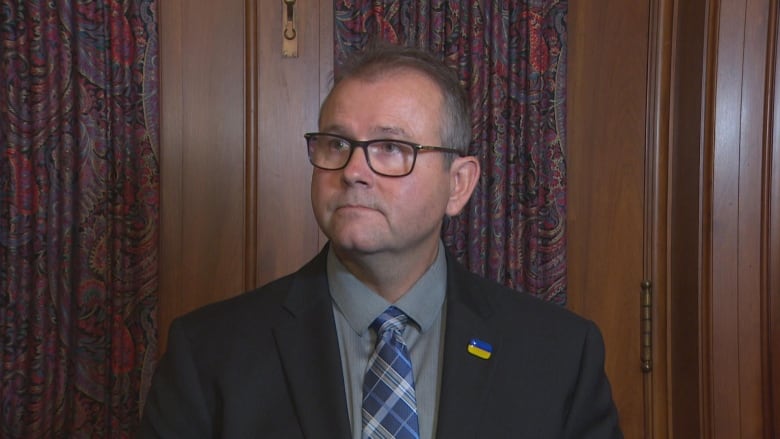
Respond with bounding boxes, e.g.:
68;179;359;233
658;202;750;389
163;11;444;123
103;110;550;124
445;155;480;216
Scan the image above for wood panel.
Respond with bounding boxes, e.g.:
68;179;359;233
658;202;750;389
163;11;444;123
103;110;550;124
255;0;331;286
158;0;332;352
644;1;674;436
770;7;780;434
159;0;247;351
567;2;652;437
702;0;771;436
668;0;707;436
570;0;779;436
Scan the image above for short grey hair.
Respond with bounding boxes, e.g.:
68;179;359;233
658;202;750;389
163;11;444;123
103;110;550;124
325;43;472;155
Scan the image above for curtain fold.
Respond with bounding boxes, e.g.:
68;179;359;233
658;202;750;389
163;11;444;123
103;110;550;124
0;0;159;436
335;0;567;304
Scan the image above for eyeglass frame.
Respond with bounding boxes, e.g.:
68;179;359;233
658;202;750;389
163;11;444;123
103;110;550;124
304;132;466;178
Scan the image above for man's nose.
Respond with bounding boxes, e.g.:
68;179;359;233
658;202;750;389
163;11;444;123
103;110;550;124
342;146;373;179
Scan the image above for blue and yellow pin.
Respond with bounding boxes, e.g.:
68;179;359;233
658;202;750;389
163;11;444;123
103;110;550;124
467;338;493;360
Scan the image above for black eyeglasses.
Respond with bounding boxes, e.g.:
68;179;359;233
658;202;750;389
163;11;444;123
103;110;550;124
305;132;464;177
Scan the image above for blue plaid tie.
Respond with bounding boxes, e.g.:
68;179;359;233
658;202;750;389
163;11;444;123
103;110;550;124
361;306;420;439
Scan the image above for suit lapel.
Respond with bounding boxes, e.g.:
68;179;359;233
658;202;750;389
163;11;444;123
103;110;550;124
435;258;502;439
272;249;352;439
271;248;501;438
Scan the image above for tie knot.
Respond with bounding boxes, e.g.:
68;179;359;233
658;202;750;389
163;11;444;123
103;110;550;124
370;306;409;335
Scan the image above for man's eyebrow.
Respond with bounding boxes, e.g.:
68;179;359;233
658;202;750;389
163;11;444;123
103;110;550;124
320;123;346;134
376;126;410;138
318;125;412;139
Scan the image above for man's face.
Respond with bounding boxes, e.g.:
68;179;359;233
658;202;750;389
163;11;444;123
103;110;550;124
311;69;454;261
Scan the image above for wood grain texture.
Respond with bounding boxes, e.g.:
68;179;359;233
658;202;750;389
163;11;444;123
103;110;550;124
644;0;674;436
668;0;707;436
770;8;780;434
255;0;331;287
159;0;248;352
567;2;650;437
770;13;780;433
158;0;184;357
704;0;770;436
158;0;331;354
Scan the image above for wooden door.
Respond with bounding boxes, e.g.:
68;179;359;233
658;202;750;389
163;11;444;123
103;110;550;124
696;0;776;436
158;0;248;351
567;2;659;437
569;0;780;437
158;0;331;351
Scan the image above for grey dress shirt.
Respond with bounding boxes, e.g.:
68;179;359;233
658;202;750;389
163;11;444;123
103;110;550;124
328;242;447;439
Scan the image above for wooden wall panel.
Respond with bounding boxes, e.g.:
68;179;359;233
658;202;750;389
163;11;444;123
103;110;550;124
770;10;780;434
571;0;780;435
255;0;332;286
668;0;707;436
567;2;652;437
159;0;247;351
702;0;772;436
158;0;332;352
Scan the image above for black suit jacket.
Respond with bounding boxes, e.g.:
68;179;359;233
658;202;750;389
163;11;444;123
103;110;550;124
139;247;622;438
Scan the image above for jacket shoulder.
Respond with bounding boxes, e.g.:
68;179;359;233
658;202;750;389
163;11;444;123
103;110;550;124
170;248;329;340
448;257;591;332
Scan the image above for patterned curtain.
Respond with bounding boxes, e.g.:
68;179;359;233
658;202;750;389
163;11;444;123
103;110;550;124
335;0;568;304
0;0;159;437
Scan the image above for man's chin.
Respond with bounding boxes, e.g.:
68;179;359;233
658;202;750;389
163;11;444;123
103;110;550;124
330;240;380;255
328;237;386;257
324;221;385;250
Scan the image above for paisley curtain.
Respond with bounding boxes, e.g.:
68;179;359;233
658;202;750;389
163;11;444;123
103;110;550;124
0;0;159;437
335;0;568;303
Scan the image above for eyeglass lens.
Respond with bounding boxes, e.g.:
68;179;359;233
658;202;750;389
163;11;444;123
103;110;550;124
308;134;416;176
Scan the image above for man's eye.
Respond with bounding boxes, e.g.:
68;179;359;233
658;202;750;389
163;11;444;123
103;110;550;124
375;142;405;154
326;139;350;151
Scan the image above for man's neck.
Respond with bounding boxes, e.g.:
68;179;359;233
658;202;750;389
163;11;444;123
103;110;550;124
333;241;441;303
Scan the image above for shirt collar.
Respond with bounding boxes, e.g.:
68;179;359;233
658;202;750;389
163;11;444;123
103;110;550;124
327;241;447;336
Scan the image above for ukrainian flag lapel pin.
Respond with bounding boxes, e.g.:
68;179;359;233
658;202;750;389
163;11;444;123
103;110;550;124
467;338;492;360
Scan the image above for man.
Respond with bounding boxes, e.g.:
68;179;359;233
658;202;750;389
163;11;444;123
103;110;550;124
139;44;622;438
